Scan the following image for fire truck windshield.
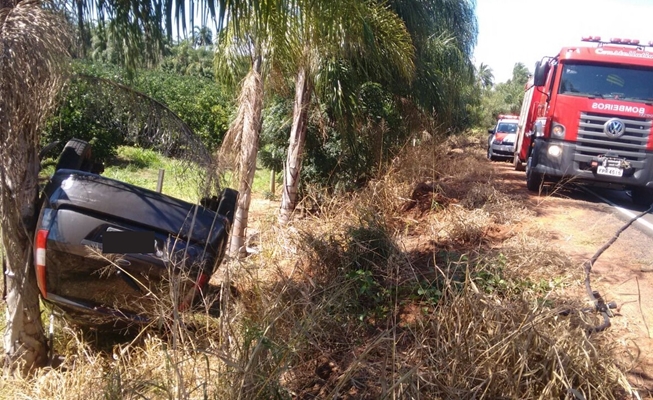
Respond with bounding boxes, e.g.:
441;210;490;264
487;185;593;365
558;62;653;104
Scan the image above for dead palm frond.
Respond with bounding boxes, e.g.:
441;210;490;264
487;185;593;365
71;73;221;198
220;68;263;172
0;0;70;151
220;64;263;257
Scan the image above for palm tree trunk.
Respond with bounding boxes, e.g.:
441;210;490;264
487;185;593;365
1;0;69;373
279;66;311;224
1;148;48;374
76;0;87;56
228;57;263;258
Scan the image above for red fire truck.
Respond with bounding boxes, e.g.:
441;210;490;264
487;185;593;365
514;36;653;205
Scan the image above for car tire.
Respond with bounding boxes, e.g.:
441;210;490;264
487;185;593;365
631;187;653;207
216;188;238;225
55;139;93;172
487;135;495;161
487;147;497;162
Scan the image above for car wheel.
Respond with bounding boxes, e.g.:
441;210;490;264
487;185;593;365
631;187;653;207
55;138;93;172
487;146;497;162
216;188;238;225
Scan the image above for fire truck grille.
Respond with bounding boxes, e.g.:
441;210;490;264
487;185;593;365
576;112;651;162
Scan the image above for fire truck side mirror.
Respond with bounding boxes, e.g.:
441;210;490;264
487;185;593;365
534;120;545;137
488;129;494;134
533;61;549;87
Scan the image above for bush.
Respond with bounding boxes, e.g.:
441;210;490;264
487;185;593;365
42;60;234;162
42;76;126;162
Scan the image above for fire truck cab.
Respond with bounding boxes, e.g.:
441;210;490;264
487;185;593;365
521;36;653;205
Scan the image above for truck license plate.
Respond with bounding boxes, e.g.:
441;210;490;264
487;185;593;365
597;166;623;177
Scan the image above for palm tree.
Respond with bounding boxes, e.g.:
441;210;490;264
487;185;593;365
215;4;284;257
0;0;69;373
278;0;415;224
511;62;530;86
193;25;213;48
387;0;478;131
477;62;494;90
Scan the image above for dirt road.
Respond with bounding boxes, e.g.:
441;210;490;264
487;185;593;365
491;161;653;392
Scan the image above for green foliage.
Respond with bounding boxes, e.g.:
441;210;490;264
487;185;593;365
416;282;442;306
318;82;406;189
71;0;483;202
386;0;479;132
474;62;532;128
159;39;215;80
341;215;397;317
259;81;410;194
253;0;481;200
258;96;292;174
43;74;127;161
114;146;163;169
130;67;232;151
473;253;554;297
42;59;233;160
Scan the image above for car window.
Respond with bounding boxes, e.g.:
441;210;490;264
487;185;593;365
496;123;517;133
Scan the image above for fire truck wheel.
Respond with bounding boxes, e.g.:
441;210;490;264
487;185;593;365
631;187;653;206
526;167;543;192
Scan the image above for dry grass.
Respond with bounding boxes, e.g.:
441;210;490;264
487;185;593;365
1;133;642;399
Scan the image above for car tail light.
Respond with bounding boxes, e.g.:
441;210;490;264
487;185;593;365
35;229;48;298
196;272;210;289
178;272;210;311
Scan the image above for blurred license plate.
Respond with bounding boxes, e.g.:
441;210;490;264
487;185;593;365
597;166;623;177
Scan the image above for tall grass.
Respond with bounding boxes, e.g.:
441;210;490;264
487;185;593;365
0;136;641;399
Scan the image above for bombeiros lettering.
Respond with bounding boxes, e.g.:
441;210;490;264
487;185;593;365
591;102;645;114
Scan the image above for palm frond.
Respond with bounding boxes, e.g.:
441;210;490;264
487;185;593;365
0;0;70;156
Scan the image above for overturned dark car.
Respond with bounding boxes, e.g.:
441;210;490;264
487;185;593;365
33;139;237;328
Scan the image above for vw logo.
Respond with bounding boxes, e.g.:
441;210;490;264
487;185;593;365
603;118;626;139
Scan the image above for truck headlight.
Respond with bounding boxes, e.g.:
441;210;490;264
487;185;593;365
548;144;562;158
551;124;565;139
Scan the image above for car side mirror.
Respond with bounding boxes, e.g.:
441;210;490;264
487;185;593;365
488;129;494;134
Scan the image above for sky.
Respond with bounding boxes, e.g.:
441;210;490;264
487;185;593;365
473;0;653;84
